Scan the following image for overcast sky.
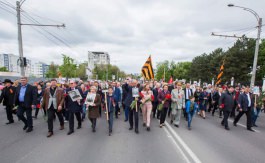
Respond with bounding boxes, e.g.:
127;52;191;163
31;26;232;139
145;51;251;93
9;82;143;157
0;0;265;73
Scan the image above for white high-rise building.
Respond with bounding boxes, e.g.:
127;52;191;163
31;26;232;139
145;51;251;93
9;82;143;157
87;51;110;78
0;53;49;77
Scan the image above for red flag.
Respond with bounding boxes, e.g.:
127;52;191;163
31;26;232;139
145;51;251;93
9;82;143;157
168;77;173;84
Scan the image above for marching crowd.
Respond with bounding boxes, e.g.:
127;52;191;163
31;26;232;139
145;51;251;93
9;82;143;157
0;77;265;138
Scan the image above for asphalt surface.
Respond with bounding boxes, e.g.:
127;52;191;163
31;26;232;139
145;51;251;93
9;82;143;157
0;105;264;163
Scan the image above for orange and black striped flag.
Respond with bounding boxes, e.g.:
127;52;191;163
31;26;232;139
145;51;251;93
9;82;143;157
141;56;154;80
215;61;224;85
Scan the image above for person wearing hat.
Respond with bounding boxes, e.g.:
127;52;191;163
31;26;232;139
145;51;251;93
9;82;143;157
0;79;16;124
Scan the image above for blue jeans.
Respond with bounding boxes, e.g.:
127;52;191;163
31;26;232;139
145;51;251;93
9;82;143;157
82;104;87;120
252;107;261;125
187;111;194;128
108;111;114;131
124;106;129;121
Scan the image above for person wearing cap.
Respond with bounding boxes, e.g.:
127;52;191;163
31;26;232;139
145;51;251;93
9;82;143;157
41;79;65;137
170;82;185;128
15;77;37;133
0;79;16;124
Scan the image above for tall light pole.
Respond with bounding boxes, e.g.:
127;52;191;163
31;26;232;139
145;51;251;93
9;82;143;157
228;4;262;87
16;0;26;76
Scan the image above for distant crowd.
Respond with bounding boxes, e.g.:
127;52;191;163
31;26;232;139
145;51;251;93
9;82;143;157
0;77;264;137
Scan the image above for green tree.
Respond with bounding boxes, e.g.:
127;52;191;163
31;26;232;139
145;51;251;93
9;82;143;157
0;67;8;72
76;63;87;80
46;62;59;78
92;64;126;81
59;54;77;79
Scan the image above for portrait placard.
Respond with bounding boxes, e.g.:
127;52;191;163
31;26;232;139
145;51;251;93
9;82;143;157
68;89;82;101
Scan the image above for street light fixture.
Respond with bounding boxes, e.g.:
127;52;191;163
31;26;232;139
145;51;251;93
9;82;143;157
228;4;262;87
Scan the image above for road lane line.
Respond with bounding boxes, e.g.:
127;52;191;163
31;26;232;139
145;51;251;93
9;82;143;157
228;119;260;133
213;114;260;133
165;121;202;163
163;126;191;163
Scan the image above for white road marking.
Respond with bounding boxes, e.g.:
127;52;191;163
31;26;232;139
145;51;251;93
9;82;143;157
165;121;202;163
213;114;260;133
228;119;260;133
163;126;191;163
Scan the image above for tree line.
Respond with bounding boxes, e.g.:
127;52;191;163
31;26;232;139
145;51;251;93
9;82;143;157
155;38;265;86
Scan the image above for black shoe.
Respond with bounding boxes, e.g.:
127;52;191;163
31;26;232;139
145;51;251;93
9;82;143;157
23;125;28;130
247;128;255;132
67;131;74;135
221;122;224;126
26;128;33;133
225;127;230;130
115;115;118;119
129;127;133;130
124;119;128;122
47;132;53;138
143;123;146;127
212;114;214;116
77;125;81;129
6;121;14;125
135;129;139;134
253;124;258;127
219;116;222;118
33;116;37;119
174;124;179;128
233;122;237;127
147;127;150;131
188;127;191;130
92;128;96;132
170;120;173;124
109;132;111;136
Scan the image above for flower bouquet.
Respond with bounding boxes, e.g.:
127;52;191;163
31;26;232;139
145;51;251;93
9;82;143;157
157;94;171;111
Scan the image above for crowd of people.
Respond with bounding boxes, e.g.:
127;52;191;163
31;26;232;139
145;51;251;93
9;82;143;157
0;77;264;138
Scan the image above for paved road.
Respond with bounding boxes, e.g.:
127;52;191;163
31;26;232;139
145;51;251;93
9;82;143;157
0;105;264;163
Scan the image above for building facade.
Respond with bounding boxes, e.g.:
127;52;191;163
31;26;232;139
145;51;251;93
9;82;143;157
0;53;49;77
87;51;110;78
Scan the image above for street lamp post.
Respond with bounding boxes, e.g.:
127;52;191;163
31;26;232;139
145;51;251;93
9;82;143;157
228;4;262;87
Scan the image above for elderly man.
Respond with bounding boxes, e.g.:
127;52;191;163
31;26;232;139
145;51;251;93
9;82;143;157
170;82;185;127
42;79;65;137
124;79;139;134
65;80;84;135
233;86;255;132
15;77;37;133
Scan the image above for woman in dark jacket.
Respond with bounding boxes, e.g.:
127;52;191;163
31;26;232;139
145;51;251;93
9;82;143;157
87;86;101;132
34;84;44;118
158;84;171;128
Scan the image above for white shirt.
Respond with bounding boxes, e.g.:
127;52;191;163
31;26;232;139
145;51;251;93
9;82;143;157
246;93;251;107
186;89;191;99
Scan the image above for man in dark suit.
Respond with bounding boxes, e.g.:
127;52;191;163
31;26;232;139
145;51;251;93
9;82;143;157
183;83;193;120
15;77;37;132
152;82;161;119
219;86;235;130
65;80;84;135
233;86;255;132
0;79;16;124
212;87;223;117
124;79;139;134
